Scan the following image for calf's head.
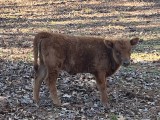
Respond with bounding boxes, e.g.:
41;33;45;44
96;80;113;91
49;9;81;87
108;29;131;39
104;38;139;67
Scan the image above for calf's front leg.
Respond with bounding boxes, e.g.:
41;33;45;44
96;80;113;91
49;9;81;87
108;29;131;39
95;72;109;107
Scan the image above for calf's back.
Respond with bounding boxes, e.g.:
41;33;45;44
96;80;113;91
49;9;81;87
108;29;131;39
39;32;120;76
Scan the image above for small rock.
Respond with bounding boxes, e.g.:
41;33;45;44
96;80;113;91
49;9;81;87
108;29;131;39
62;102;70;106
63;94;71;98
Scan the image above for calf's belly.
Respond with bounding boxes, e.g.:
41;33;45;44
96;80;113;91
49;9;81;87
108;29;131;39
62;62;95;75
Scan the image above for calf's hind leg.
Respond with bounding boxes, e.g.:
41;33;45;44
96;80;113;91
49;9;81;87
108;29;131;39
43;47;62;106
45;67;61;106
33;64;47;103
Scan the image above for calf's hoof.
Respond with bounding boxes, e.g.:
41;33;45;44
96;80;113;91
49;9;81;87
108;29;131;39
33;96;40;104
53;100;61;107
101;100;110;108
103;102;110;109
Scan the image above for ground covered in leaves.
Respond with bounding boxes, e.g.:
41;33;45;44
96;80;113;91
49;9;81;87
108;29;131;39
0;0;160;119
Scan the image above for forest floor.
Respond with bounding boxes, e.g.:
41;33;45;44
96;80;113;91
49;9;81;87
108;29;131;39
0;0;160;119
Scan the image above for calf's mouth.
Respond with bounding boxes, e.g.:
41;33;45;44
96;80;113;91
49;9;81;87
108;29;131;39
122;60;130;67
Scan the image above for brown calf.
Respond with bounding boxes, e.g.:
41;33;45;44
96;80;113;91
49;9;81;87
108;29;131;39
33;32;139;107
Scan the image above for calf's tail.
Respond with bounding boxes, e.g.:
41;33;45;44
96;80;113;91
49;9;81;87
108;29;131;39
33;32;50;73
33;34;39;73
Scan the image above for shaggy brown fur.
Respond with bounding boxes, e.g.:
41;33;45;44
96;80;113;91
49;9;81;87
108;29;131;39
33;32;139;107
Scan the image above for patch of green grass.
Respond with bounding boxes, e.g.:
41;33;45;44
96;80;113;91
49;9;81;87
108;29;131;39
27;52;33;61
110;114;118;120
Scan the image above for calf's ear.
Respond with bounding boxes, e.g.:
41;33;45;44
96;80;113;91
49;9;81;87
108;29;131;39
130;37;139;46
104;40;113;48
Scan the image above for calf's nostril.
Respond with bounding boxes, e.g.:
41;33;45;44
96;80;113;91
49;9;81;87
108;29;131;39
123;61;130;66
